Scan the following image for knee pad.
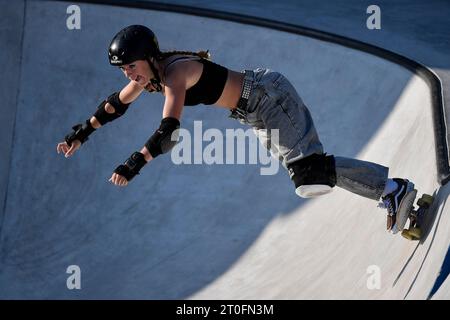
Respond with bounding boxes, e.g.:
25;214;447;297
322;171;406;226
287;153;336;198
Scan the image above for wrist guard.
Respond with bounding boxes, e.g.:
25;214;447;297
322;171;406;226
94;92;131;125
65;120;95;146
114;151;147;181
145;117;180;158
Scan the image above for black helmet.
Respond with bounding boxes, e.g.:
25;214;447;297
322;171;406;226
108;25;161;66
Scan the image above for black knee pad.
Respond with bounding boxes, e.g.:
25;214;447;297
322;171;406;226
287;153;337;188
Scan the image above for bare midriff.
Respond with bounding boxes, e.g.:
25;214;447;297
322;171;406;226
213;69;245;110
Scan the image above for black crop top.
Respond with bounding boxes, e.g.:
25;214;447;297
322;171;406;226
164;57;228;106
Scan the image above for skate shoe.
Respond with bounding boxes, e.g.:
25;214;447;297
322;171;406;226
378;178;416;234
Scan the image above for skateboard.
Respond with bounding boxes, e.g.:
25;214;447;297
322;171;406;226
400;192;434;241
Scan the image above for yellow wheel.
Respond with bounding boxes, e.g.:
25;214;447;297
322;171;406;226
408;227;422;240
417;194;433;207
402;229;420;241
402;230;414;240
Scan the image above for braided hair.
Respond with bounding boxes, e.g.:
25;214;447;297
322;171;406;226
159;50;211;60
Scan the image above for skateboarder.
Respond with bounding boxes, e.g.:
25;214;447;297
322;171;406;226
56;25;416;234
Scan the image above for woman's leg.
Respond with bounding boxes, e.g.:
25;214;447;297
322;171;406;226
246;70;389;201
334;156;388;201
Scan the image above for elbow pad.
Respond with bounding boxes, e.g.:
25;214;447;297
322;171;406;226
145;117;180;158
93;92;130;125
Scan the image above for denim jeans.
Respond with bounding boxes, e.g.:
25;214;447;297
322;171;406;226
232;68;388;201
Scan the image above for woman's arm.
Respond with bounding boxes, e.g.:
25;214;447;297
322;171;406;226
139;66;187;162
91;80;145;128
161;67;186;120
141;65;186;161
58;81;145;158
109;67;187;186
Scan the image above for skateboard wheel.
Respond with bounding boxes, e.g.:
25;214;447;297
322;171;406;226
402;228;420;241
401;230;415;240
417;194;433;207
408;227;422;240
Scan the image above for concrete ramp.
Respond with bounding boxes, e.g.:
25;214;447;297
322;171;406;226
1;0;449;299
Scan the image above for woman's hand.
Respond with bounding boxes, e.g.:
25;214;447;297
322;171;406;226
109;149;150;187
57;140;81;158
109;173;128;187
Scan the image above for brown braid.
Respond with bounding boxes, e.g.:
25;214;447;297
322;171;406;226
159;50;211;60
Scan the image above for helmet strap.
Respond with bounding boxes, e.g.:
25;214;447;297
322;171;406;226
147;58;162;92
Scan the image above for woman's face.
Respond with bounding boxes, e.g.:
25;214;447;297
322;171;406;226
119;59;154;87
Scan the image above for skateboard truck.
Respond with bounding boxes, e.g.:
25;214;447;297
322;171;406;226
401;194;434;241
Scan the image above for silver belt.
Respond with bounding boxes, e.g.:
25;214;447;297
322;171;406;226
229;70;254;120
